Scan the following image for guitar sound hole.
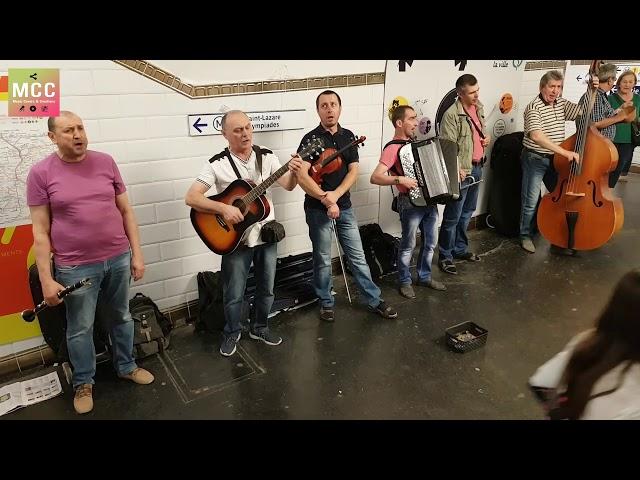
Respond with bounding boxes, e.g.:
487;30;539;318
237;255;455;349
233;200;246;214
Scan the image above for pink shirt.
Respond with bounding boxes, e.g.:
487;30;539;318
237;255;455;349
468;105;484;162
380;138;409;194
26;150;130;266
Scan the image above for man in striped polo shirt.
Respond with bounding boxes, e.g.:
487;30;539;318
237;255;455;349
519;70;598;254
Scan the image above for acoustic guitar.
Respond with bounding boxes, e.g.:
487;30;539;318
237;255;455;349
191;138;323;255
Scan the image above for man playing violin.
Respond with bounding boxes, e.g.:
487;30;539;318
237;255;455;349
370;105;445;299
295;90;398;322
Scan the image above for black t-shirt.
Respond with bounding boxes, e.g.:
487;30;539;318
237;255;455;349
298;123;359;211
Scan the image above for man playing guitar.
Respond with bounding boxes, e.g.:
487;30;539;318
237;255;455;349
185;110;303;357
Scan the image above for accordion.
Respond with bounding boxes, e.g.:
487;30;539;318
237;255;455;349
398;137;460;207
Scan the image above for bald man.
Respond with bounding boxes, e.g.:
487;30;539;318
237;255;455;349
185;110;303;357
27;111;154;415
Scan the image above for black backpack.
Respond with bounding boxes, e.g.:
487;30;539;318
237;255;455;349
349;223;399;280
195;271;250;333
129;293;171;359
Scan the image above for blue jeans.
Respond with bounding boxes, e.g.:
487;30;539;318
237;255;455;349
438;163;483;260
221;242;276;338
305;207;382;309
519;148;558;239
55;250;136;388
397;194;439;286
609;143;635;187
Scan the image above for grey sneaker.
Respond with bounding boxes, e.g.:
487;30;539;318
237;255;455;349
399;284;416;299
220;332;241;357
417;279;446;291
521;237;536;253
249;329;282;346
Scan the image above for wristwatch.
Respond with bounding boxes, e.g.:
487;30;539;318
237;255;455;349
394;177;400;185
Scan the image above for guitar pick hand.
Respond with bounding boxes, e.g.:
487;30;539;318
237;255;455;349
222;204;244;224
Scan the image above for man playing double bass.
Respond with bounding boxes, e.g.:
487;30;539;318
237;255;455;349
519;70;599;255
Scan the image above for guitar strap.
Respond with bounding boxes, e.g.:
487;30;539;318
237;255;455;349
383;139;411;201
225;145;263;180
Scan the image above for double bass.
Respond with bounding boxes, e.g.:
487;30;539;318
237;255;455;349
537;60;625;251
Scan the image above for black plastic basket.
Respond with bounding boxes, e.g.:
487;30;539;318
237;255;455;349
445;321;488;353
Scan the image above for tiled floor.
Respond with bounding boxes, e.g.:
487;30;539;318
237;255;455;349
2;174;639;420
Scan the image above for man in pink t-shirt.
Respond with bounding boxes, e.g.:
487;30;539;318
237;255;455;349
370;105;446;299
26;111;154;414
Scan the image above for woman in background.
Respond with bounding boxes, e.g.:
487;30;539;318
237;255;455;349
529;269;640;419
608;70;640;186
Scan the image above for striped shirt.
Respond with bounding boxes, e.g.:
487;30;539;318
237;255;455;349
523;95;581;154
576;88;616;140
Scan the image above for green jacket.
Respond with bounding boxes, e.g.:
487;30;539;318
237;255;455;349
440;98;487;174
608;92;640;144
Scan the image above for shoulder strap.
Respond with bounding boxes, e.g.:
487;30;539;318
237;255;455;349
225;148;243;180
383;139;410;176
384;139;411;149
382;140;410;196
461;106;486;139
227;146;269;180
252;145;265;177
208;149;228;163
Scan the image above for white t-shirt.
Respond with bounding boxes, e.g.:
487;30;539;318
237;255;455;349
196;146;282;248
530;330;640;420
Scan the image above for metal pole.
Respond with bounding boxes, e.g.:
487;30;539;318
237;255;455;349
331;219;352;304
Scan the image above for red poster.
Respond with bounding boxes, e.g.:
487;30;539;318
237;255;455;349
0;225;34;316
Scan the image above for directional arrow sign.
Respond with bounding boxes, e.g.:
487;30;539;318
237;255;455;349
188;110;306;136
192;117;207;134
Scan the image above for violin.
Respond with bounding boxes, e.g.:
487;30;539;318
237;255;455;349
310;136;366;185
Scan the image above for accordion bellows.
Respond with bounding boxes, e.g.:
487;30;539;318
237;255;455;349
399;137;460;206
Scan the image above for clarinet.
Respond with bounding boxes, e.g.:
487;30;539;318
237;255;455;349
22;278;91;322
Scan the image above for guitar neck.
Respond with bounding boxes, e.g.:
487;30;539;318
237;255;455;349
243;161;291;204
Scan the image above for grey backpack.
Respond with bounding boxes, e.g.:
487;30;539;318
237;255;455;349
130;294;170;359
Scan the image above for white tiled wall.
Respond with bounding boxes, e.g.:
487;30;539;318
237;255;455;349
0;59;546;356
0;61;377;330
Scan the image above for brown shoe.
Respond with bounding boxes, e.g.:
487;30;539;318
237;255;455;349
73;384;93;414
119;367;155;385
416;279;447;291
399;284;416;299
